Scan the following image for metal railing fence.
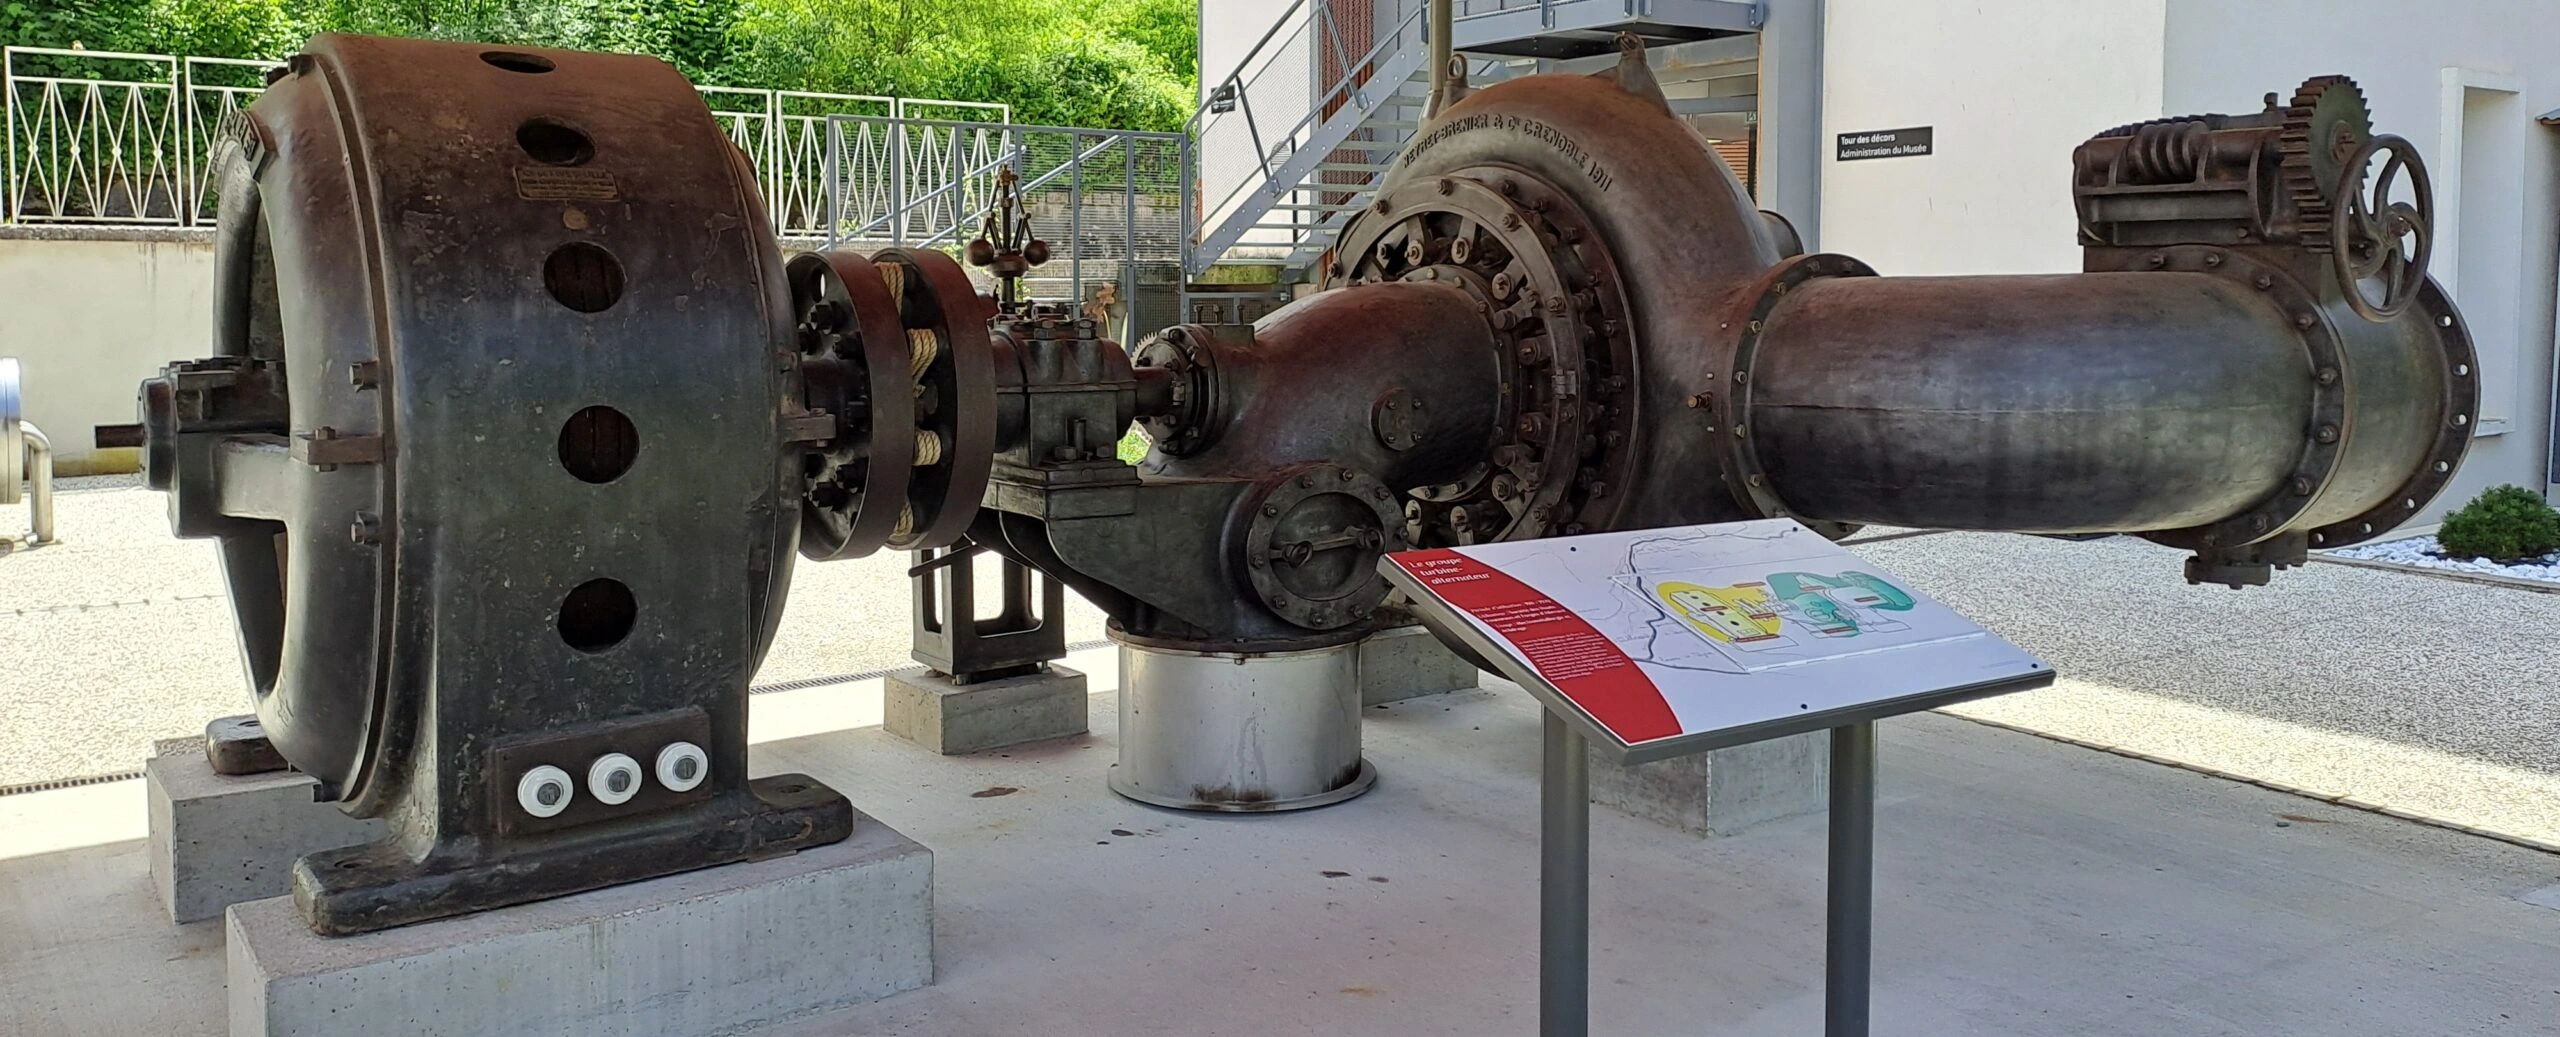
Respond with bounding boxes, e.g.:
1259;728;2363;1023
822;113;1190;326
2;44;1008;233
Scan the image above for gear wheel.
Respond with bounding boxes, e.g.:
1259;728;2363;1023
2280;75;2373;252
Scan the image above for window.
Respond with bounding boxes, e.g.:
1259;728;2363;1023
2436;67;2528;436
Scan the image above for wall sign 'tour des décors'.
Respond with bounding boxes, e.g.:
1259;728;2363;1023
1836;126;1934;161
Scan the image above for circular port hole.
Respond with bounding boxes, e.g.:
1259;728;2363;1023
557;405;638;483
544;242;624;314
516;119;593;166
558;578;636;652
482;51;555;74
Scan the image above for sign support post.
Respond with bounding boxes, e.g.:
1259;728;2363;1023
1540;711;1591;1037
1826;721;1877;1036
1382;518;2049;1037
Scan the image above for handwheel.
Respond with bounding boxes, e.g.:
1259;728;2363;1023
2330;134;2432;322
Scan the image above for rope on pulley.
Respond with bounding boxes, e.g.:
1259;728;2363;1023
908;328;941;386
913;429;943;466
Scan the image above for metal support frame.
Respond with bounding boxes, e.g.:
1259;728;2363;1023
911;541;1067;684
1537;717;1878;1037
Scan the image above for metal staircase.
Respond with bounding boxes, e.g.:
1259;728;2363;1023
1188;0;1435;277
1185;1;1760;280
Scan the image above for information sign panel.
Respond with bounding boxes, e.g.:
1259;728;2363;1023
1382;519;2051;761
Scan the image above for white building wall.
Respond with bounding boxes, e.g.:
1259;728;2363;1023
2166;0;2560;514
1817;0;2167;276
0;235;213;474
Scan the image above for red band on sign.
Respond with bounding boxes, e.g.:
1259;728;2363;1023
1390;549;1680;743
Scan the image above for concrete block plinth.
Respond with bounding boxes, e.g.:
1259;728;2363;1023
148;752;384;924
226;808;934;1037
1359;624;1483;705
885;664;1088;755
1590;731;1830;837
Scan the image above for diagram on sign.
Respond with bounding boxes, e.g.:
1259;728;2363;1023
1380;518;2050;752
1652;570;1916;653
1597;527;1986;674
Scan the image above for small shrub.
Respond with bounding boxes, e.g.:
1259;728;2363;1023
2435;485;2560;563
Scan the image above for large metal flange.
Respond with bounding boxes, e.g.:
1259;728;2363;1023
1240;463;1407;632
1131;324;1225;458
787;251;916;561
872;247;998;550
2137;246;2350;553
1715;252;1878;525
1335;169;1637;545
2308;277;2478;549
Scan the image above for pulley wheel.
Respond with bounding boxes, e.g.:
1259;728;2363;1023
873;248;997;550
789;251;917;560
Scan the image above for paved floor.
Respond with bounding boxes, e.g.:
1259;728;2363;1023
3;660;2557;1036
0;476;1110;787
1853;532;2560;847
6;480;2557;848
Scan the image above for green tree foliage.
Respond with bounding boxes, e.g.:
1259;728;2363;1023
2;0;1196;129
2435;484;2560;563
720;0;1191;129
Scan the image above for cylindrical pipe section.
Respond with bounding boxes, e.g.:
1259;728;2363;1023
22;422;52;544
1108;637;1375;812
1748;273;2317;533
1175;279;1503;490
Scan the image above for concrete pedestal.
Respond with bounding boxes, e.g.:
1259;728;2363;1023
885;664;1089;755
1359;624;1482;705
1589;731;1830;837
147;753;384;924
226;809;934;1037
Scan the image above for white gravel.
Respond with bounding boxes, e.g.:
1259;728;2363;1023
2324;534;2560;585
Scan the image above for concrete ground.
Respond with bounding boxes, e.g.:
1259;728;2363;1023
3;655;2557;1036
0;476;1111;788
1853;532;2560;849
7;479;2555;854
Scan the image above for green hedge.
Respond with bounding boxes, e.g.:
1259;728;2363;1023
2435;485;2560;563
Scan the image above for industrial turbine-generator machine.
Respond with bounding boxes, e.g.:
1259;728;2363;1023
122;34;2474;934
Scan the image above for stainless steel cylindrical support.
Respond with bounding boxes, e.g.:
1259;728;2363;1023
0;358;52;546
1109;635;1376;812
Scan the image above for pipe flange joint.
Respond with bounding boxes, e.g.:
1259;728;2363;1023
1131;324;1225;457
2137;246;2349;552
2307;277;2477;549
1716;253;1878;522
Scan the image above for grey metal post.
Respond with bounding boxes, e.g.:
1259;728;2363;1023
891;117;907;247
1540;711;1589;1037
1122;138;1138;344
821;117;840;248
1071;130;1085;308
20;421;50;544
1827;721;1877;1037
1427;0;1453;105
